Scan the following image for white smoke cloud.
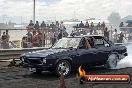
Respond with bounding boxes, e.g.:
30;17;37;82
116;44;132;69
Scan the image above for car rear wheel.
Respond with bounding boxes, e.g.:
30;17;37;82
55;60;71;77
105;53;119;69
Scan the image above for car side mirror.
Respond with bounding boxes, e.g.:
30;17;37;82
105;44;110;47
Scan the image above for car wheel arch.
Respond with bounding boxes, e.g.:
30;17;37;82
54;57;72;67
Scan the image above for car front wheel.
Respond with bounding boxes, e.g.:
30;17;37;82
55;60;71;77
105;53;119;69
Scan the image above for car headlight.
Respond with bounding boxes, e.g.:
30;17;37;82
43;58;46;63
21;57;25;62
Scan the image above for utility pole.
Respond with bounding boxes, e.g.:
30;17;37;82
33;0;35;24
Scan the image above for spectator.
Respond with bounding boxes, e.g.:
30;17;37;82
56;21;59;26
85;21;89;28
26;29;32;43
40;21;46;29
101;22;105;30
60;21;65;31
34;21;40;30
112;29;118;43
79;21;84;28
75;29;81;36
50;22;55;31
70;30;75;36
118;32;126;43
104;27;110;40
58;31;63;40
28;20;34;29
90;22;94;35
119;22;124;27
97;22;101;29
22;36;28;48
6;30;10;42
1;32;9;49
37;30;42;47
32;31;39;47
48;30;55;45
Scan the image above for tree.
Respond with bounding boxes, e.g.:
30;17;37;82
107;12;121;28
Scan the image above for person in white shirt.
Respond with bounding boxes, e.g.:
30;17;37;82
112;29;118;43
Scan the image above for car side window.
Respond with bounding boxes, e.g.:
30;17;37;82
78;37;92;49
94;38;109;48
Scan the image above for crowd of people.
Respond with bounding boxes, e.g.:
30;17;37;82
71;21;106;36
22;20;127;48
22;20;68;48
0;20;127;49
71;21;126;43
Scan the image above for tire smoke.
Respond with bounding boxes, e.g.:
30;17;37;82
116;44;132;69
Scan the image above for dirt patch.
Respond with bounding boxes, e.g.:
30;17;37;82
0;62;131;88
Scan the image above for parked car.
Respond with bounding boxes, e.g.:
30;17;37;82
20;35;128;76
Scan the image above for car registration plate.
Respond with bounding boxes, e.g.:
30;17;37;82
29;68;36;72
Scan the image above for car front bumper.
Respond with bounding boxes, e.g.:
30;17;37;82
21;62;54;71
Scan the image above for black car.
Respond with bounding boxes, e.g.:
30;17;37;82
20;35;128;76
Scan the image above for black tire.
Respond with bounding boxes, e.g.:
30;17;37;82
55;60;71;77
105;53;119;69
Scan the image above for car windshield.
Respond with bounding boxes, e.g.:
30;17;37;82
52;37;81;48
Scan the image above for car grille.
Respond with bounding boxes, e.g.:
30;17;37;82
28;59;42;64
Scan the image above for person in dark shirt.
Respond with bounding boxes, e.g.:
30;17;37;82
1;32;8;49
70;30;75;36
37;30;42;47
40;21;46;29
50;22;55;31
79;21;84;28
97;22;101;29
119;22;124;27
22;36;28;48
90;22;94;35
34;21;40;30
118;32;126;43
104;27;110;40
101;22;105;29
28;20;34;29
26;29;32;43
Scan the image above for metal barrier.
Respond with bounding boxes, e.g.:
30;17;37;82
0;47;49;60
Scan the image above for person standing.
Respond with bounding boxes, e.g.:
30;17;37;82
6;30;10;42
40;21;46;29
104;27;110;40
112;29;118;43
90;22;94;35
32;31;39;47
28;20;34;30
37;30;43;47
26;29;32;44
85;21;90;33
34;21;40;30
118;32;126;43
1;32;7;49
101;22;105;34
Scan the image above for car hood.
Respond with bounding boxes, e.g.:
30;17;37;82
22;48;68;57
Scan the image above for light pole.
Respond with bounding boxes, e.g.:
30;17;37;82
33;0;35;24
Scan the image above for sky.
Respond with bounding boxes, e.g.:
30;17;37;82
0;0;132;23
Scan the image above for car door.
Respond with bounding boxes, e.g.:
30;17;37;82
76;37;99;66
93;36;111;64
